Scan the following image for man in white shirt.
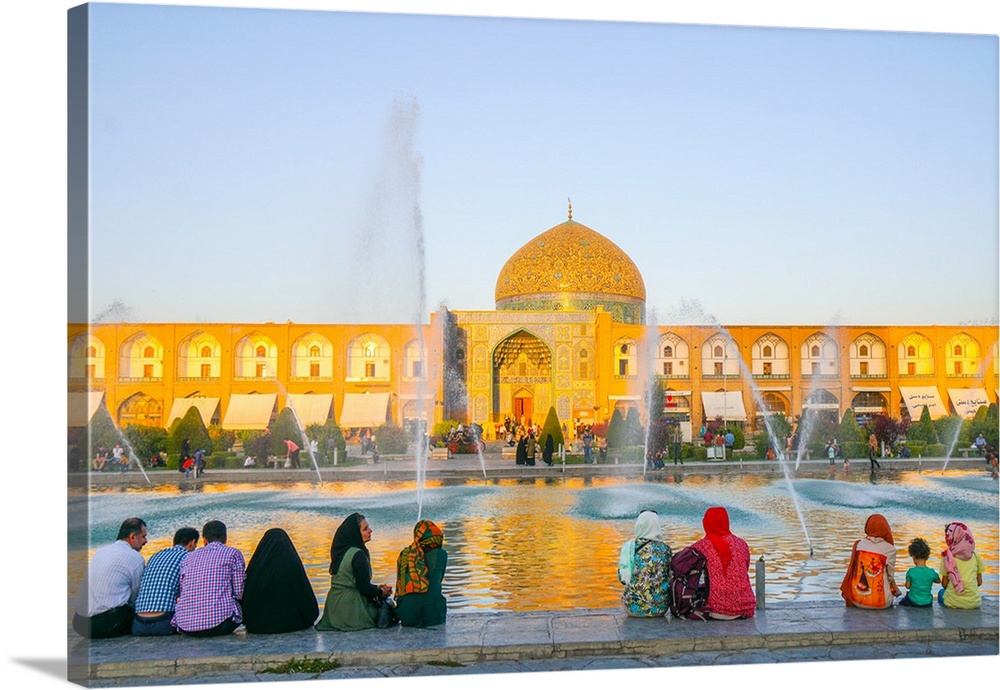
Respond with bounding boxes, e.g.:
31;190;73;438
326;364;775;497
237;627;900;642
72;517;147;638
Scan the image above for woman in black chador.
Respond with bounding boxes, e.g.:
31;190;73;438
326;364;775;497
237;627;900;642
542;434;555;466
515;435;527;466
242;528;319;634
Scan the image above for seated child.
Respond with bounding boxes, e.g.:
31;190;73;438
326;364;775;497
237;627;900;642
938;522;985;609
898;537;938;607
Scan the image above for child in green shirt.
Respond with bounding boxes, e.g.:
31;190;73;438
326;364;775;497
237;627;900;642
899;537;939;607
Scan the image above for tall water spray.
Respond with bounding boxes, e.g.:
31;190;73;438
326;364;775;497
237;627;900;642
95;406;152;485
638;309;661;477
942;348;995;471
794;322;843;470
712;322;814;555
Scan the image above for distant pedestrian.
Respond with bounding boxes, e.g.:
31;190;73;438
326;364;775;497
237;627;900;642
868;434;881;470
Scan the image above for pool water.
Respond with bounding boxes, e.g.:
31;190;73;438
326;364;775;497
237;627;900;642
68;469;998;613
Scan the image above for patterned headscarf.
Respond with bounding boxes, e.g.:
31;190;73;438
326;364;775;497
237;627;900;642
618;511;663;584
395;520;444;596
942;522;975;594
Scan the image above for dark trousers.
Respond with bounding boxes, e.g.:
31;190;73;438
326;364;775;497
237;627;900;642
132;610;177;636
179;616;239;637
73;605;134;639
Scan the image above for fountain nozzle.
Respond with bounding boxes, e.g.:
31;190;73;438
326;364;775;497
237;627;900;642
809;546;814;556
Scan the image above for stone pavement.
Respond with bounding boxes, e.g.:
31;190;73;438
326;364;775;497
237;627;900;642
71;599;998;686
81;453;992;487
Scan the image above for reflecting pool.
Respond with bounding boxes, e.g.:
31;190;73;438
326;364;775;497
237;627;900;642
69;469;998;613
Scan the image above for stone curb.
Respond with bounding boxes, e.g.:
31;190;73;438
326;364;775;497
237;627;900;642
78;602;1000;681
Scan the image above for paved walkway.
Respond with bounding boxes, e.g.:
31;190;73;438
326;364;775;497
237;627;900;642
71;599;998;686
78;453;993;487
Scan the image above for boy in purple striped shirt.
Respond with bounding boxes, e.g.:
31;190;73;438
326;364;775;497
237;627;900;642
172;520;246;636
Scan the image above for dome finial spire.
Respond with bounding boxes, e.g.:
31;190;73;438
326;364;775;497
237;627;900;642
567;197;573;220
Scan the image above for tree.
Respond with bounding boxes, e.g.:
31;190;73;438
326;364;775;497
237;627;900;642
168;407;213;455
375;423;409;454
868;414;904;448
906;406;939;444
124;424;169;463
932;415;965;451
207;425;236;453
645;379;667;453
88;408;122;455
539;406;564;451
306;420;346;460
623;407;644;446
270;407;304;455
723;423;746;450
969;403;999;451
836;409;865;444
606;408;627;448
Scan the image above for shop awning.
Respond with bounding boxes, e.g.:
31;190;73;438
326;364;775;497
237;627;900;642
338;392;390;428
222;393;278;430
947;388;990;419
68;391;106;427
701;391;747;421
899;386;947;420
167;397;220;427
285;393;334;427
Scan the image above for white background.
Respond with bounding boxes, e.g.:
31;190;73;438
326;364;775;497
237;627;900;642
1;2;997;690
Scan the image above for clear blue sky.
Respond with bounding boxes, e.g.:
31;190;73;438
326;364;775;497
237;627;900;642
83;2;998;326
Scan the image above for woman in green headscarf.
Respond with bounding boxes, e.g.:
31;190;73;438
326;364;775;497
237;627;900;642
394;520;448;628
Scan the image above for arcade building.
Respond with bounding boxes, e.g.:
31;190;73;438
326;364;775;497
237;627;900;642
68;210;1000;440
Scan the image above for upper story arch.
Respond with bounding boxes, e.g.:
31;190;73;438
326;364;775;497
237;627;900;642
69;333;106;380
176;331;221;379
234;332;278;379
701;333;740;378
751;332;789;378
800;332;838;377
897;331;934;377
347;333;392;381
119;331;164;381
849;332;887;378
945;332;980;377
657;332;690;378
291;332;333;379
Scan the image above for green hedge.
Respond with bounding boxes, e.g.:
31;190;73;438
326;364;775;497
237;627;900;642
604;445;645;464
843;442;866;459
925;443;946;457
906;440;927;457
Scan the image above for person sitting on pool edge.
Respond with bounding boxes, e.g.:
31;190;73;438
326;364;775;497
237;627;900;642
316;513;393;631
132;526;199;635
840;514;899;609
689;506;756;619
173;520;246;636
394;519;448;627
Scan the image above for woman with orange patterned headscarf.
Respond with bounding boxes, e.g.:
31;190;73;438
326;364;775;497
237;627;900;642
394;520;448;627
840;514;900;609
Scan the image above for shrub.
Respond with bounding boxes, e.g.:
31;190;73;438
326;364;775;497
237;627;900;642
606;408;627;448
539;406;564;451
605;445;645;464
237;429;273;464
969;403;998;451
843;442;866;459
925;443;946;457
168;407;213;456
306;421;347;462
623;407;644;446
270;407;305;455
124;424;169;464
375;424;409;455
88;408;122;456
432;420;464;439
690;446;708;462
868;414;905;448
837;409;866;444
906;406;938;444
208;425;236;453
723;424;746;450
906;440;927;457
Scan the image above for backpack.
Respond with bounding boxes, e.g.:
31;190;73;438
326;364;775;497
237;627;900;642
669;546;711;620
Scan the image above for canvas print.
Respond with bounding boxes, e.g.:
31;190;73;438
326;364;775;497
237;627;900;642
66;2;999;688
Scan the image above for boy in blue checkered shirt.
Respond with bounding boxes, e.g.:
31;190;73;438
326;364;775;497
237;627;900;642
132;527;200;635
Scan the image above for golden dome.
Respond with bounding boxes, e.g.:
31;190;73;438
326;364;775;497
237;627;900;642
495;218;646;305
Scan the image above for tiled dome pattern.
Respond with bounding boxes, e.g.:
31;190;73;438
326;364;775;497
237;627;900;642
494;219;647;305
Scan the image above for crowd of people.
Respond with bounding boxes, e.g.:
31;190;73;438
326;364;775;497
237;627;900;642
74;504;986;643
616;507;986;621
72;513;449;640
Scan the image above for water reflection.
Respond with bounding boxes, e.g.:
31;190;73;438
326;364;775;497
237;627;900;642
71;470;998;614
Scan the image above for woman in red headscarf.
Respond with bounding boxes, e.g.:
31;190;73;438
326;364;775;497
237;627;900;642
840;514;900;609
690;506;756;619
